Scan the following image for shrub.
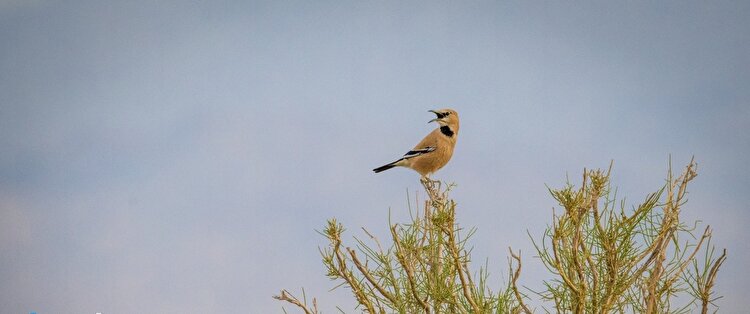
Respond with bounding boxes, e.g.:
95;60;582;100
275;160;726;313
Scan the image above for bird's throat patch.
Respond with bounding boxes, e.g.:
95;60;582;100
440;126;454;137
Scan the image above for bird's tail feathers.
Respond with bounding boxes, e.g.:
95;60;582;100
373;159;402;173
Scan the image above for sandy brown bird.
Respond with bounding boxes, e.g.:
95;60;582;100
373;109;459;178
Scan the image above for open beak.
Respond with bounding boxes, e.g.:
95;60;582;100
428;110;442;123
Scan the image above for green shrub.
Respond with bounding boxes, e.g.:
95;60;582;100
275;160;726;313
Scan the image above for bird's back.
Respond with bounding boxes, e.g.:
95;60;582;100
403;128;456;176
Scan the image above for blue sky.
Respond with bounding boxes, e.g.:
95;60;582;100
1;1;748;312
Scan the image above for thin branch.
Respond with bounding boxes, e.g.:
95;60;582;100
664;226;711;287
348;247;398;305
442;214;480;312
391;224;430;313
509;247;532;314
273;289;318;314
701;249;728;314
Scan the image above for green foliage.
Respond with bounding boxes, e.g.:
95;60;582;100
532;160;726;314
315;180;526;313
275;160;727;314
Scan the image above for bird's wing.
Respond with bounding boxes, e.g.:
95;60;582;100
402;146;436;160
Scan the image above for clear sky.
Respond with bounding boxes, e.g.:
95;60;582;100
1;1;748;313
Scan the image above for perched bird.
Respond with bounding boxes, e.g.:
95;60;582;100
373;109;459;178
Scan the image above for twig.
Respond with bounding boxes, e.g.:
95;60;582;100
509;248;532;314
701;249;727;314
273;289;318;314
348;247;398;305
331;230;377;313
391;225;430;313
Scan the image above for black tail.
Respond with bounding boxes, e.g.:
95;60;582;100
373;162;397;173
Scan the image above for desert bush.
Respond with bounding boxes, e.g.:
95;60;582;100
275;160;726;313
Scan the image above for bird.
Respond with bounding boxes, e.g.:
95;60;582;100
373;109;459;179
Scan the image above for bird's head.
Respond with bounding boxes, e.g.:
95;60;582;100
428;109;459;129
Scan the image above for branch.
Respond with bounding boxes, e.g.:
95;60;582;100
664;226;711;288
701;249;728;314
391;224;430;313
273;289;318;314
347;247;398;305
331;230;377;313
445;224;480;312
509;247;532;314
